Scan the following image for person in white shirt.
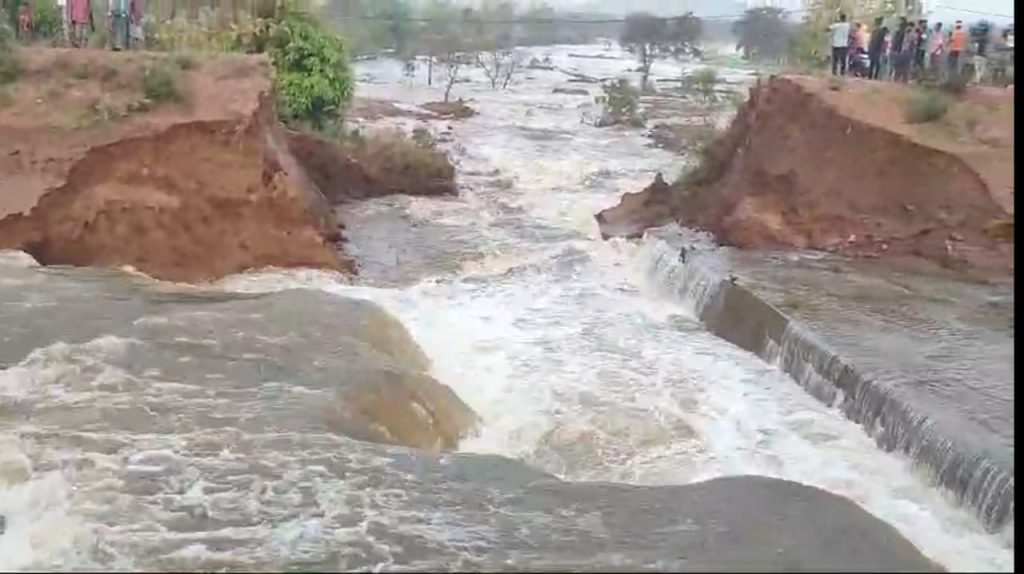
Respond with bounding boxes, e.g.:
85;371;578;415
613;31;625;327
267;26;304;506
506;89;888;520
829;12;852;76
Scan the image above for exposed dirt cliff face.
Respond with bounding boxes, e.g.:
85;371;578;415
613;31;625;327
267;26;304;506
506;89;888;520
0;49;349;282
597;75;1014;280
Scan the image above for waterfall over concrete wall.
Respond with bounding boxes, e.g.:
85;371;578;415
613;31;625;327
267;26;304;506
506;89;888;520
643;240;1014;533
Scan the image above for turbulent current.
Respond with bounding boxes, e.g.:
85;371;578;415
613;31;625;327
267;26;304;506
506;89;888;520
0;45;1014;571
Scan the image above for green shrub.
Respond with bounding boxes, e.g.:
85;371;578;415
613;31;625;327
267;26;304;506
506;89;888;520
686;67;720;105
0;21;20;84
173;52;198;70
146;13;273;54
937;75;969;97
355;130;453;184
595;78;644;127
31;0;62;40
142;64;183;103
71;64;90;80
904;91;950;124
269;13;354;131
411;126;437;149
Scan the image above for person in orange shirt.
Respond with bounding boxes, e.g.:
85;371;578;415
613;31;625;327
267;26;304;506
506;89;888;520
948;20;968;78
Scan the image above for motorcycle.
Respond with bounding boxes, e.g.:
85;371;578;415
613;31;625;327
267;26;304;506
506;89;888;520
849;49;871;78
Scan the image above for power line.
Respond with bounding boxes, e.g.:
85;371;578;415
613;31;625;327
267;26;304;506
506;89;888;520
931;5;1014;19
328;10;813;25
327;5;1011;26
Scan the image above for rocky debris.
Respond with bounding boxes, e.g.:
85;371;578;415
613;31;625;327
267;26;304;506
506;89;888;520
597;75;1014;280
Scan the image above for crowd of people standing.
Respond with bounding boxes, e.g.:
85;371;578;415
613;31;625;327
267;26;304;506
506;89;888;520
9;0;145;50
828;12;1014;85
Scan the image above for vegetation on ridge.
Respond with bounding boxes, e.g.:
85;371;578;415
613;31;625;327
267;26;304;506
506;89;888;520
269;12;354;131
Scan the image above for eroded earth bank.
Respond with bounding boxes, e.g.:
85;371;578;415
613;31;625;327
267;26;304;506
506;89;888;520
598;73;1015;534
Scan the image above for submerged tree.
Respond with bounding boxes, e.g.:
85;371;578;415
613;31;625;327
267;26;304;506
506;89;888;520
620;13;666;91
475;1;525;90
416;0;461;87
595;78;643;127
518;3;559;46
621;11;702;91
733;7;794;64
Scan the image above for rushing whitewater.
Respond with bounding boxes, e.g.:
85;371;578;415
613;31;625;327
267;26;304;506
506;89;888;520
0;45;1013;571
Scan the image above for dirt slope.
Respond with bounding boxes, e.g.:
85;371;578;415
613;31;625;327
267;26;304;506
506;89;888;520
597;75;1014;280
0;48;349;282
288;129;457;203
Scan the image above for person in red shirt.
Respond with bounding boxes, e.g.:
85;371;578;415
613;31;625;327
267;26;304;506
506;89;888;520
16;2;31;40
67;0;92;47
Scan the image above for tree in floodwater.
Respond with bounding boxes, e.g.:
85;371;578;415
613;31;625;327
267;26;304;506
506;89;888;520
621;12;702;91
475;1;525;90
322;0;414;56
733;7;795;64
478;46;525;90
415;0;460;87
686;67;720;107
595;78;643;127
518;3;559;46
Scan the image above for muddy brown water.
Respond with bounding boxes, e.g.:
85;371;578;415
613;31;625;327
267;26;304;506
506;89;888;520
0;45;1014;570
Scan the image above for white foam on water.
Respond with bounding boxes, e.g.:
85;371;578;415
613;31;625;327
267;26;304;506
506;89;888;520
214;231;1013;571
217;45;1012;569
0;250;39;268
0;44;1012;572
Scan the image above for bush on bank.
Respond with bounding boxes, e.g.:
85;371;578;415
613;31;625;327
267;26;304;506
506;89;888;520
0;19;20;85
268;13;354;131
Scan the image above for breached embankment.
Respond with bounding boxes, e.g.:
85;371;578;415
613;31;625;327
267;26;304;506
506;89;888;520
601;75;1015;531
0;50;347;282
0;49;460;282
598;75;1014;281
0;48;477;451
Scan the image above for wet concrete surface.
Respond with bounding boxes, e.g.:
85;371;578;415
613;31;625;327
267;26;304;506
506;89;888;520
725;250;1014;465
666;244;1015;531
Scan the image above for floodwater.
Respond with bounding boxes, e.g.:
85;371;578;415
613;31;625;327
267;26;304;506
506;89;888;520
0;44;1014;570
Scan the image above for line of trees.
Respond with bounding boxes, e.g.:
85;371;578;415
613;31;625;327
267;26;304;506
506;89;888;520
323;0;623;58
619;12;702;91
